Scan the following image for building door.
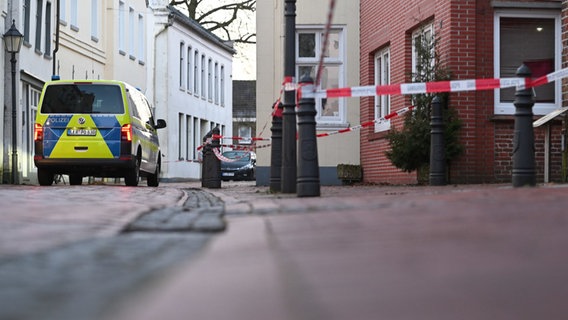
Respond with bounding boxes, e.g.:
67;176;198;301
21;84;41;183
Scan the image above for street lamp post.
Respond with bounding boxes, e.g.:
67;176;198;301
281;0;297;193
4;20;24;184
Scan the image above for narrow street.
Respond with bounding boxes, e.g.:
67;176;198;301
0;181;226;320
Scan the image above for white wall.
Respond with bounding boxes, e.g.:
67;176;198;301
155;15;234;180
256;0;360;185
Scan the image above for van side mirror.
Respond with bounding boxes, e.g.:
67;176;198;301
155;119;167;129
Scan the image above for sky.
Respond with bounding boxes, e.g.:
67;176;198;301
233;41;256;80
197;0;256;80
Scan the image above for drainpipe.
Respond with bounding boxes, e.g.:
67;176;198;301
52;0;60;79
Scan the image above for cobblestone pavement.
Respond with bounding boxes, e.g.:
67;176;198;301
111;182;568;320
0;182;224;320
0;184;185;258
4;181;568;320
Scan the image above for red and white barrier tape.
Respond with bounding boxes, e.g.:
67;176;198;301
213;148;232;162
293;67;568;99
212;134;271;142
316;106;414;138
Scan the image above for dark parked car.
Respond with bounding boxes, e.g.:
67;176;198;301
220;150;256;181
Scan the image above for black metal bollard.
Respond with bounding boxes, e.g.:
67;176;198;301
297;75;320;197
429;96;447;186
512;64;536;187
202;126;221;189
270;103;283;192
201;130;212;187
281;0;297;194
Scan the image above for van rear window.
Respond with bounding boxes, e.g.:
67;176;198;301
41;84;125;114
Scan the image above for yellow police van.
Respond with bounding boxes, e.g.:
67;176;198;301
34;80;167;186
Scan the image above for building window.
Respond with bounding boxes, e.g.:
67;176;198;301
70;0;78;30
411;23;434;81
194;50;199;94
178;113;184;160
296;27;345;126
35;0;43;52
238;126;252;144
193;117;199;160
214;62;219;104
44;2;52;55
179;42;185;88
59;0;66;24
118;1;125;54
91;0;98;41
26;86;42;173
187;46;192;92
494;11;560;115
23;0;31;43
375;47;390;132
201;54;206;99
129;7;135;58
138;14;144;62
208;58;213;101
220;65;225;106
186;115;192;160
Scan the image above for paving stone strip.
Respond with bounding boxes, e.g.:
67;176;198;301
123;188;226;233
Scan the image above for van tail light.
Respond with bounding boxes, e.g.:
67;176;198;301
121;124;132;142
34;124;43;141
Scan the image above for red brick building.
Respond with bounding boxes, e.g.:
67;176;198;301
360;0;566;184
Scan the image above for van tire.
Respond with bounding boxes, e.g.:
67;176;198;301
125;156;140;186
147;162;160;187
38;169;54;186
69;175;83;185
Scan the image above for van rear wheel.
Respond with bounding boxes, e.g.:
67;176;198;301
124;156;140;186
38;169;54;186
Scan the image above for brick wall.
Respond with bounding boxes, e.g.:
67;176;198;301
360;0;565;184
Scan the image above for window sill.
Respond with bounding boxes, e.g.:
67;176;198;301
316;122;349;131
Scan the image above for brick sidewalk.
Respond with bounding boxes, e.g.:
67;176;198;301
112;183;568;320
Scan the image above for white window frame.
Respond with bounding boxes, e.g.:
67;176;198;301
59;0;66;24
411;23;434;81
138;14;145;63
187;46;192;92
296;26;346;128
238;126;252;144
201;54;206;99
375;47;391;132
494;10;561;116
214;62;219;104
220;65;225;106
128;7;135;58
91;0;98;41
35;0;44;51
118;1;125;54
70;0;77;30
179;42;185;89
194;50;199;95
208;58;213;101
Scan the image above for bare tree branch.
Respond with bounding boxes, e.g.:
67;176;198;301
169;0;256;44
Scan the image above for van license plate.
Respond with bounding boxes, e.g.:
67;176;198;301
68;129;96;136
